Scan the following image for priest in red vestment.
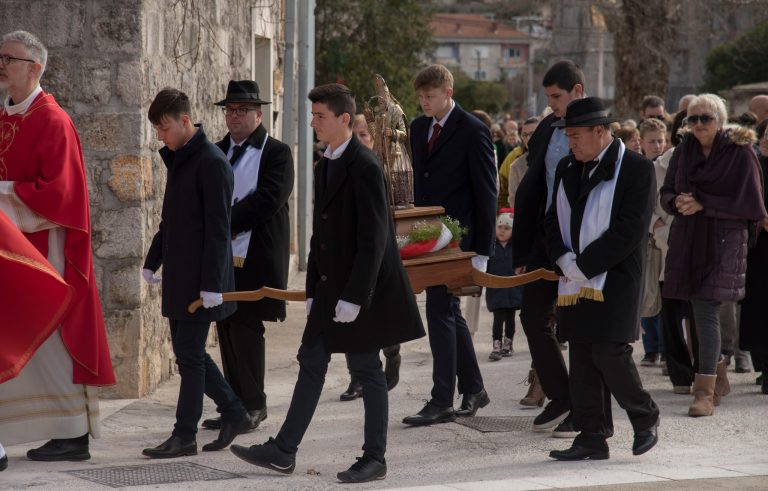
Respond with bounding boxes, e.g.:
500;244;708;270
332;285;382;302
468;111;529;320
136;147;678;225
0;30;114;463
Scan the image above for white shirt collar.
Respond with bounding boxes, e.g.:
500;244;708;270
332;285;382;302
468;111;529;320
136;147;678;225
4;84;43;116
324;137;352;160
595;138;615;163
432;99;456;128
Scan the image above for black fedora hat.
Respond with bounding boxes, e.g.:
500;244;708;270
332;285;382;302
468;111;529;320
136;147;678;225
552;97;618;128
215;80;271;106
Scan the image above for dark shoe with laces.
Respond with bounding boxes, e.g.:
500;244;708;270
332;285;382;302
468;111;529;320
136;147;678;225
248;408;268;429
402;401;455;426
340;380;363;401
203;414;252;451
549;444;609;461
633;420;659;456
551;414;578;438
142;435;196;459
27;435;90;461
640;352;658;367
0;454;7;471
735;356;751;373
533;401;570;431
337;455;387;483
455;389;490;417
202;416;221;430
230;437;295;474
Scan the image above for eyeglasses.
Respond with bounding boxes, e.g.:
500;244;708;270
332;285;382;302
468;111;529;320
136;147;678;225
0;54;36;66
521;131;535;138
686;114;716;125
222;107;259;116
646;114;665;121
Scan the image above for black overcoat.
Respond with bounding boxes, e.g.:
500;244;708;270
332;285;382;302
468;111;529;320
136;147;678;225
216;124;294;322
304;136;425;353
544;140;655;343
485;239;523;311
144;125;237;322
411;103;497;256
512;112;558;269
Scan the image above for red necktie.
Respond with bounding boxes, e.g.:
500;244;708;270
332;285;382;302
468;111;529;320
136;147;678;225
427;123;442;153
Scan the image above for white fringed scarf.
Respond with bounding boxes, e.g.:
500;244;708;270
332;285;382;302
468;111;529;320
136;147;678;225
555;140;625;306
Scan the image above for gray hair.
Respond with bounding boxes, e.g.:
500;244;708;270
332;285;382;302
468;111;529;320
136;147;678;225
688;94;728;128
2;30;47;78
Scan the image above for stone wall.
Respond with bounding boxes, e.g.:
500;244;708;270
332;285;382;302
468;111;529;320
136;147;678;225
1;0;287;398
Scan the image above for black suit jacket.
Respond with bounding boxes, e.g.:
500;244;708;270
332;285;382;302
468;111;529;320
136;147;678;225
304;136;425;352
411;103;497;256
544;139;655;343
216;124;294;322
512;112;558;268
144;125;237;322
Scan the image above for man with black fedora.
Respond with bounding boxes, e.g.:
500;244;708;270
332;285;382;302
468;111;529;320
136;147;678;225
544;96;660;461
201;80;294;432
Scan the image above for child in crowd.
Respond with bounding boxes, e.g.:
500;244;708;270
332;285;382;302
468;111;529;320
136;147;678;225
486;210;523;361
639;118;667;366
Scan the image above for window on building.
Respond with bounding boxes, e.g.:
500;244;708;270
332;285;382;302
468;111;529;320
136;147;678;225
436;44;457;59
504;47;521;59
474;70;487;80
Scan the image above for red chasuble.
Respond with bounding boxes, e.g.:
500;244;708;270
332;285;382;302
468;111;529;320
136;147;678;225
0;210;74;383
0;91;115;385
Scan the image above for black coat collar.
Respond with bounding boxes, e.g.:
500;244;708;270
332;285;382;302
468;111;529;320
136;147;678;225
317;135;361;211
561;138;621;204
217;124;268;153
159;124;209;168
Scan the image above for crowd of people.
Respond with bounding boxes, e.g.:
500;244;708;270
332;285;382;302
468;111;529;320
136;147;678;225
1;27;768;483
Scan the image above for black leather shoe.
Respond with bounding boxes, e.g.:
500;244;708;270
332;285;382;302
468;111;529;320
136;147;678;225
248;408;268;429
27;436;90;461
337;455;387;483
385;354;401;391
340;380;363;401
632;420;659;456
549;444;609;461
142;435;197;459
455;389;490;417
402;401;456;426
230;437;295;474
0;454;7;471
202;416;221;430
203;415;252;451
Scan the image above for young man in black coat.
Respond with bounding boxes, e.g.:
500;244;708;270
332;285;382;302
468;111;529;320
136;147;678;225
200;80;294;432
511;60;584;435
231;84;425;483
141;88;251;458
544;97;660;461
402;64;497;427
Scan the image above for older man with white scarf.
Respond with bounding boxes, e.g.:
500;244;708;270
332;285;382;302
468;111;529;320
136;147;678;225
544;97;660;461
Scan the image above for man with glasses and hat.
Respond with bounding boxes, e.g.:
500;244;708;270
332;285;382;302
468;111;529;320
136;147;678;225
544;97;660;461
200;80;294;433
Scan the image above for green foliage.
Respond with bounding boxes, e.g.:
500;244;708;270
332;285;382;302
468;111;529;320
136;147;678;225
451;70;509;115
703;21;768;93
408;220;443;243
440;215;467;243
315;0;435;118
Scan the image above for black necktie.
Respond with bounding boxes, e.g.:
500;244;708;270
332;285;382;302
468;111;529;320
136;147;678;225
229;143;248;165
580;159;599;191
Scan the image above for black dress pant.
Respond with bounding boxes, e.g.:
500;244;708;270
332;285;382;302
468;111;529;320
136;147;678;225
275;337;388;461
520;277;570;404
425;285;484;407
345;344;400;381
169;319;247;441
569;341;659;451
216;317;266;410
660;296;699;387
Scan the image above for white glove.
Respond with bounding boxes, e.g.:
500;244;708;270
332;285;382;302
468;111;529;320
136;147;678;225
556;252;588;282
201;291;224;309
471;255;489;272
0;181;14;193
333;299;361;323
306;298;313;316
142;268;161;284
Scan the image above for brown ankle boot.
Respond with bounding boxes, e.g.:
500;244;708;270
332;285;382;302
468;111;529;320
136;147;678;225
688;373;716;417
519;369;546;407
713;359;731;406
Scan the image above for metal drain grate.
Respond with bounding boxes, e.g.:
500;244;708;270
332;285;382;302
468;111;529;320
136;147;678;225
65;462;243;488
455;416;535;432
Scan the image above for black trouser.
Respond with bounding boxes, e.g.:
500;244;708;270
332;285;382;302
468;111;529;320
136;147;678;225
216;317;266;410
169;319;246;441
425;285;484;407
660;296;699;386
751;350;768;373
492;308;516;341
520;277;570;404
569;341;659;451
275;337;388;461
345;344;400;381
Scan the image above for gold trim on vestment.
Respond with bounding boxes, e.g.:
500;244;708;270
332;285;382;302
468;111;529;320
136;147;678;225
233;256;245;268
556;287;605;307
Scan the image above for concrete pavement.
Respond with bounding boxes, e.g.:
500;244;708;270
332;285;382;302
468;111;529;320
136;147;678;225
2;272;767;489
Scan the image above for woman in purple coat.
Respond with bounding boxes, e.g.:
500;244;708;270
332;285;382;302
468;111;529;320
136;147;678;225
660;94;768;418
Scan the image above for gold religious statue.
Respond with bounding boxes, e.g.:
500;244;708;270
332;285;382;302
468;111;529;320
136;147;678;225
365;74;414;209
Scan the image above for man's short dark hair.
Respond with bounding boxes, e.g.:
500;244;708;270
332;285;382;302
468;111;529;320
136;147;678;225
413;64;454;91
148;88;191;124
542;60;585;91
641;95;665;111
308;83;356;128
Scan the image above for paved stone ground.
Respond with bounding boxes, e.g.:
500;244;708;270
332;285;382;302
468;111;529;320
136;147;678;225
2;272;767;489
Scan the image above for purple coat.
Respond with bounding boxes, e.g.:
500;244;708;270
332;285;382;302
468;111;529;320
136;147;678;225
660;129;767;302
